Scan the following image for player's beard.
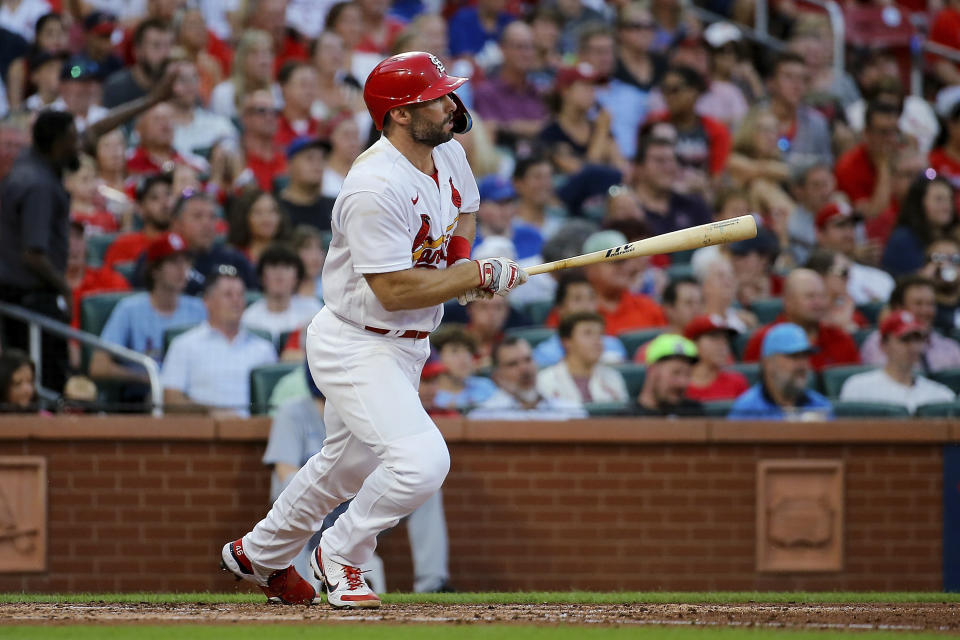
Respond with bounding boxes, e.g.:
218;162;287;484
410;111;454;147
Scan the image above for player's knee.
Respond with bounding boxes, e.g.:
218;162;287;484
390;430;449;495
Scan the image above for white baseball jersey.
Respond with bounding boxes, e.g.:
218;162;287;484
321;135;480;332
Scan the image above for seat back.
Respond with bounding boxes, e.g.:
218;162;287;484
915;401;960;417
86;233;118;267
504;326;556;348
820;364;876;398
832;401;910;418
703;400;734;417
80;292;133;372
930;368;960;394
617;327;666;361
584;401;630;417
749;298;783;325
250;362;300;415
612;363;646;398
726;362;760;386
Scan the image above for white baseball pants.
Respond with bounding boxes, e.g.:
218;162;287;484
242;307;450;570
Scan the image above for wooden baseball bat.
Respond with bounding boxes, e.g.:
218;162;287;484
524;215;758;276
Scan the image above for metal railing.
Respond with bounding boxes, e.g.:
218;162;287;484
0;301;163;416
913;39;960;97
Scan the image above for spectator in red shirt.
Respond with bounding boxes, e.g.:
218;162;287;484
928;0;960;87
66;155;118;235
126;103;190;178
929;101;960;198
649;65;731;178
834;101;903;244
274;62;321;148
582;230;666;335
66;222;130;329
104;173;173;268
354;0;407;55
743;268;860;371
239;89;287;192
175;8;229;104
684;314;749;401
245;0;308;75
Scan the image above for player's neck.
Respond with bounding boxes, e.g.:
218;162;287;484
386;132;436;175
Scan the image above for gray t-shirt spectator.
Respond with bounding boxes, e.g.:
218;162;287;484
0;149;70;289
102;68;148;109
263;395;327;502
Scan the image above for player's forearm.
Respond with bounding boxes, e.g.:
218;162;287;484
453;211;476;244
364;261;481;311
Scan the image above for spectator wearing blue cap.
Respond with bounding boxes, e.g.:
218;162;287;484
728;323;833;420
59;57;109;132
277;136;335;231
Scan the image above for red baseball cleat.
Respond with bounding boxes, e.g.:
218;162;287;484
220;538;319;605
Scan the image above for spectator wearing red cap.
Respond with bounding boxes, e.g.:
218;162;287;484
91;232;207;382
840;311;956;413
813;200;894;305
835;101;903;244
419;361;459;418
684;315;749;401
66;221;130;330
743;268;860;371
473;22;549;149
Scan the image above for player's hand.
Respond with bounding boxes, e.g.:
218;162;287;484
475;257;528;296
457;287;494;305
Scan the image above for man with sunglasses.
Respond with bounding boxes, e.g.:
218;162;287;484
221;52;527;609
840;310;956;413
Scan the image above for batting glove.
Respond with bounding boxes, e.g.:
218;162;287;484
457;287;494;305
475;257;529;296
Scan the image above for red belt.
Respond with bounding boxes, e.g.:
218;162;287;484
363;325;430;339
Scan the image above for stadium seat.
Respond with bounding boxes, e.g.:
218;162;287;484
915;401;960;417
504;326;555;348
930;368;960;394
732;331;753;360
250;362;300;415
86;233;118;268
276;330;296;355
671;249;695;265
80;291;134;373
162;324;199;358
853;327;874;348
113;261;136;283
618;327;665;360
856;301;885;326
832;401;910;418
524;300;554;325
321;231;333;251
665;263;694;282
726;362;760;386
245;291;263;307
703;400;733;417
820;364;876;398
749;298;783;325
584;401;630;417
612;363;646;398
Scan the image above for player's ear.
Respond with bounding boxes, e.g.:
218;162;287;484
387;107;411;129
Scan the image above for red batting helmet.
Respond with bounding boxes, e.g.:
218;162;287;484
363;51;473;134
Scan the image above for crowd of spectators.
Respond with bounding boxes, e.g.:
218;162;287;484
1;0;960;419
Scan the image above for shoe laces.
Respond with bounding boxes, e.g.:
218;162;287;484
343;565;367;591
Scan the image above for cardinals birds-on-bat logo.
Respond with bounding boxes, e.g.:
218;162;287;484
412;214;431;253
449;178;461;209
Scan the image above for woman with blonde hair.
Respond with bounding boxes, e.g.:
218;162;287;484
209;29;279;120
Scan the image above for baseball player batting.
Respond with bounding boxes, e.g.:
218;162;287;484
220;52;527;608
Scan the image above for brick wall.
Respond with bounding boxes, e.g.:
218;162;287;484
0;416;950;593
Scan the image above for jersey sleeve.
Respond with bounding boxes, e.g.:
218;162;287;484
340;190;414;274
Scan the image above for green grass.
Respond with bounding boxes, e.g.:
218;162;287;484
1;591;958;604
0;627;955;640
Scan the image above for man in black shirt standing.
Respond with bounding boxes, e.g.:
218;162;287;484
277;136;335;231
0;111;80;392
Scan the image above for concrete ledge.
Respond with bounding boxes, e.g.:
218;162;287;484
0;415;214;440
216;417;270;441
709;420;952;443
463;419;708;443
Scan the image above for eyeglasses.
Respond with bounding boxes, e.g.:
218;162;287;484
929;252;960;265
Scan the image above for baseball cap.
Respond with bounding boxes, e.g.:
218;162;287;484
478;175;516;203
61;56;101;82
683;314;737;341
555;62;601;91
286;135;331;160
645;334;698;365
703;21;742;48
146;232;188;263
583;229;628;254
815;200;862;230
880;310;927;339
83;10;117;36
761;323;815;358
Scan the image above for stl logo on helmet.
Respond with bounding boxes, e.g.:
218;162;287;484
411;213;456;268
428;54;445;75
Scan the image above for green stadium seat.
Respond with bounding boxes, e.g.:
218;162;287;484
820;364;876;398
250;362;300;415
665;263;694;282
584;401;631;417
732;331;753;361
321;231;333;251
504;326;555;348
86;233;118;267
276;330;296;354
749;298;784;325
80;291;134;373
612;363;646;398
523;300;554;325
671;249;695;265
245;291;263;307
617;327;666;360
163;324;199;358
832;401;910;418
856;301;885;325
726;362;760;386
113;261;136;284
915;401;960;417
930;368;960;394
853;327;874;348
703;400;734;417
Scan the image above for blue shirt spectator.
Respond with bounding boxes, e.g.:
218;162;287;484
533;334;627;368
727;384;833;419
100;292;206;363
433;375;498;410
448;4;514;57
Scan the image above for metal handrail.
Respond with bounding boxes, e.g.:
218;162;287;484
0;301;163;416
908;38;960;97
923;39;960;65
688;5;788;51
753;0;845;79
